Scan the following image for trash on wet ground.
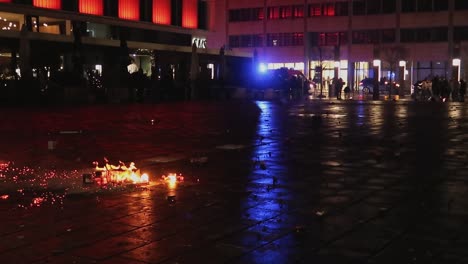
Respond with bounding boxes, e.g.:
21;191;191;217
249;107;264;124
145;154;186;163
190;156;208;164
322;161;341;167
316;210;326;216
216;144;247;150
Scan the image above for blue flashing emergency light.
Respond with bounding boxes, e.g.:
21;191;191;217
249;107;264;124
258;63;267;73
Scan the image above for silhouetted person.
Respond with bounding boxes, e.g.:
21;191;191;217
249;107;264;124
373;78;380;100
335;78;344;100
460;79;466;102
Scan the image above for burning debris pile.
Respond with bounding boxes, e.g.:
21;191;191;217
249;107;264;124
85;157;149;186
0;158;153;209
161;173;184;185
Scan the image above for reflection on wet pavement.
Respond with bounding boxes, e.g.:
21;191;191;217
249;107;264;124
1;100;468;263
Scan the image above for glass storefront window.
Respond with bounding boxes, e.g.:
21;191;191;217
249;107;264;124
0;11;21;32
354;61;370;87
85;22;111;38
0;12;69;35
37;19;63;34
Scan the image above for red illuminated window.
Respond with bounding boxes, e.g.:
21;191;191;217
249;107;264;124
268;7;279;19
79;0;103;16
293;5;304;18
323;3;335;16
33;0;61;9
279;6;292;19
182;0;198;28
0;0;12;3
309;4;321;16
255;8;264;20
119;0;140;21
153;0;171;25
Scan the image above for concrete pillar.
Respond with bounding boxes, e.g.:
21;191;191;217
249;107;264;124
398;64;405;96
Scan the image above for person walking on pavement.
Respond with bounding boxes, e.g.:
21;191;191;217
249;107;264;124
460;79;467;102
335;78;344;100
451;78;460;102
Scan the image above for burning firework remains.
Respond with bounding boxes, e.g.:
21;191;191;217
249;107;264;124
87;158;150;186
0;157;186;209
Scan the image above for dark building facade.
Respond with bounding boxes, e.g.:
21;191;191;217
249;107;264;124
0;0;251;103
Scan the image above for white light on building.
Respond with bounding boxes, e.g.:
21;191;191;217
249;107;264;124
207;63;214;79
95;64;102;75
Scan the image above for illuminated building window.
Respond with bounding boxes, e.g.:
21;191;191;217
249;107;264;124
279;6;292;19
323;3;335;16
33;0;61;10
255;7;264;20
0;12;20;31
313;32;347;46
182;0;198;28
153;0;171;25
268;7;279;19
292;5;304;18
119;0;140;21
79;0;104;16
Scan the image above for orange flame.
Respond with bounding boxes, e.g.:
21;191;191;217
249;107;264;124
93;160;149;185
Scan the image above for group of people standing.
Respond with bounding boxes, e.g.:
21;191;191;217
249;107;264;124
414;77;467;102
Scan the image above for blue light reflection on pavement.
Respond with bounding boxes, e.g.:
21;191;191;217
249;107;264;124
238;101;297;262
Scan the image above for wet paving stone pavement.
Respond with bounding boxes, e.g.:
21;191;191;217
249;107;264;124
1;100;468;263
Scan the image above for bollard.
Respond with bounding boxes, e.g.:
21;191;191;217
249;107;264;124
47;132;57;150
